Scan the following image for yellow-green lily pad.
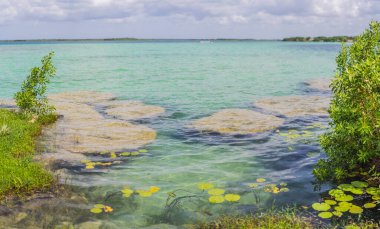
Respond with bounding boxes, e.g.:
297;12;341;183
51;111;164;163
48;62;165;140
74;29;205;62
138;149;148;153
363;203;376;209
325;200;337;205
351;181;368;188
208;188;225;196
312;203;331;211
348;188;363;195
318;212;333;219
338;184;355;191
136;190;152;197
94;204;105;208
209;195;225;204
366;187;380;196
122;188;133;195
90;208;102;214
131;152;140;156
335;205;350;212
335;194;353;202
349;205;363;214
197;183;214;190
256;178;266;183
329;189;344;197
120;152;131;156
225;194;240;202
332;211;343;217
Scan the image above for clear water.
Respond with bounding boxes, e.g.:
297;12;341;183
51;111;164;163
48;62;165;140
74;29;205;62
0;41;340;228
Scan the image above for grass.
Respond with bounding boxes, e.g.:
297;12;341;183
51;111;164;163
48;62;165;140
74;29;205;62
199;208;314;229
0;108;57;199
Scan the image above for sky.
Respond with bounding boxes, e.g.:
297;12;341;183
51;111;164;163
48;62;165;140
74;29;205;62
0;0;379;40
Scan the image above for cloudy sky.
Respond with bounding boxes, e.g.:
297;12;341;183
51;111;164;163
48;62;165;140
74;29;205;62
0;0;379;40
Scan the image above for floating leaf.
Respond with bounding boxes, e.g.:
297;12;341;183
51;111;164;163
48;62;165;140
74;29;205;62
372;195;380;201
348;188;363;195
136;190;152;197
338;184;355;191
344;225;361;229
198;183;214;190
225;194;240;202
85;164;95;169
256;178;266;183
318;212;333;219
90;208;102;214
351;181;368;188
325;200;337;205
306;152;319;157
120;152;131;156
349;205;363;214
366;187;380;196
280;188;289;192
248;183;258;188
209;195;225;204
110;152;117;158
131;152;140;156
81;159;91;164
149;186;160;193
339;202;352;207
312;203;331;211
335;194;353;202
208;189;225;196
329;189;344;197
335;206;350;212
280;182;287;187
122;188;134;195
94;204;105;208
332;211;342;217
139;149;148;153
363;203;376;209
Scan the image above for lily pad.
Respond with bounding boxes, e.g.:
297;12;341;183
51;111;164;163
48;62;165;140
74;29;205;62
351;181;368;188
366;187;380;196
348;188;363;195
256;178;266;183
94;204;105;208
225;194;240;202
149;186;160;193
197;183;214;190
332;211;343;217
329;189;344;197
90;208;102;214
325;200;337;205
339;201;352;207
122;188;134;196
120;152;131;156
349;205;363;214
208;189;225;196
209;195;225;204
338;184;355;191
131;152;140;156
318;212;333;219
335;206;350;212
138;149;148;153
312;203;331;211
335;194;353;202
248;183;258;188
136;190;152;197
363;203;376;209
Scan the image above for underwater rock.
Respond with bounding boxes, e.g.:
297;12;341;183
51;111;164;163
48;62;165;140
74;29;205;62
48;91;116;104
190;109;284;135
103;100;165;120
45;119;156;154
305;78;331;91
254;96;330;117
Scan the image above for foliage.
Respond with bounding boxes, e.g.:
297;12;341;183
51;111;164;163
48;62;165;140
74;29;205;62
0;109;56;199
283;36;355;42
314;21;380;181
14;52;56;115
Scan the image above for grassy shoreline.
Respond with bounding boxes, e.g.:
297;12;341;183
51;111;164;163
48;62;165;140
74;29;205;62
0;108;57;200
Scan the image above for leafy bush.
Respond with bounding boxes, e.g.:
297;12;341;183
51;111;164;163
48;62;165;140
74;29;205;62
314;21;380;181
15;52;56;115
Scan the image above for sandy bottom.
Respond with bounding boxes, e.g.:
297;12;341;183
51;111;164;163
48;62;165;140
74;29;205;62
305;78;332;91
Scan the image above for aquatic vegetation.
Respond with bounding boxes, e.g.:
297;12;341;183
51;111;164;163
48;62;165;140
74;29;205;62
363;203;376;209
312;203;331;211
121;185;160;198
149;186;160;193
137;190;153;197
324;200;337;205
318;211;333;219
256;178;266;183
198;182;214;190
89;204;113;214
209;195;225;204
224;194;241;202
208;188;225;196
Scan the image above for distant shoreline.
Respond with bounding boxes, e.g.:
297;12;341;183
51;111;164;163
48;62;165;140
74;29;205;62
0;36;355;43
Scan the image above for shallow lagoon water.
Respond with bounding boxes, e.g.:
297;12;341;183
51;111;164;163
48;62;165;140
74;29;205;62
0;41;340;228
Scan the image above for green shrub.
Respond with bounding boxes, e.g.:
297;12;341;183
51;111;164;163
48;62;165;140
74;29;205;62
314;21;380;181
15;52;56;116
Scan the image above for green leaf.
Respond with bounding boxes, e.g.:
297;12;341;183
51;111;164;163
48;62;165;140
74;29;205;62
209;195;225;204
208;188;225;196
312;203;331;211
351;181;368;188
318;212;333;219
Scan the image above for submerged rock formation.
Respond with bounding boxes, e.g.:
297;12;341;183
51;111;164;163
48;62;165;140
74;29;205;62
254;96;330;117
102;100;165;120
305;78;331;91
40;91;163;160
190;109;284;135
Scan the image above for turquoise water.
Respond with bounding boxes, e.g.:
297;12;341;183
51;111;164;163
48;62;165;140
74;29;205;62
0;41;340;228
